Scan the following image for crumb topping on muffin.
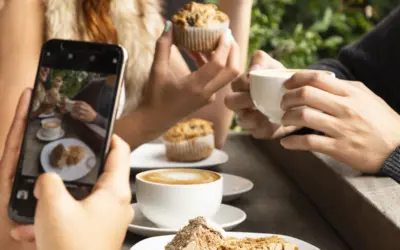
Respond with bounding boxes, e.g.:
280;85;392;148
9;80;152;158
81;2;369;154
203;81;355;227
164;119;214;142
172;2;229;28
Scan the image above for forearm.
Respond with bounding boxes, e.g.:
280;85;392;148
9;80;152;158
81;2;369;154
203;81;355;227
219;0;252;70
188;84;233;149
0;0;44;156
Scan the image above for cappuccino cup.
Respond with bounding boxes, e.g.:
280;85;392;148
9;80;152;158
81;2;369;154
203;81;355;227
64;99;76;113
249;69;335;124
41;118;62;138
136;168;223;229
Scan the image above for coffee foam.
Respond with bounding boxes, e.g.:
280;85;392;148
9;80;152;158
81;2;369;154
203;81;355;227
140;169;220;185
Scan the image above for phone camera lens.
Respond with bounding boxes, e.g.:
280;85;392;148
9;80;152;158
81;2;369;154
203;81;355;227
46;52;51;56
90;55;96;62
112;58;117;64
68;53;74;59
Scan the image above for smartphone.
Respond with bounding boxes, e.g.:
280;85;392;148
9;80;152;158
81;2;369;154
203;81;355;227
8;39;128;224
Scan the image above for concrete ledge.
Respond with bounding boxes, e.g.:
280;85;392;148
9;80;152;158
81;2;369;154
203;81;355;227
255;139;400;250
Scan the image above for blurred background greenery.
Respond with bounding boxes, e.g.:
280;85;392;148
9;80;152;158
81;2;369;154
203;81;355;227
205;0;397;130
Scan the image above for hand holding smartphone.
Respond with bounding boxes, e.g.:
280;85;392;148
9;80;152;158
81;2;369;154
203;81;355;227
8;39;128;224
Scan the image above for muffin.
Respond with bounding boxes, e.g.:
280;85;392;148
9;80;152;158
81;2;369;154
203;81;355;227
172;2;229;52
163;119;215;162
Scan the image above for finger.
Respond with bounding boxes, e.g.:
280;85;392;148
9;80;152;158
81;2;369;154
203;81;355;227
249;50;285;70
0;89;31;182
281;86;345;116
224;92;254;111
34;173;72;202
10;225;35;243
92;135;131;203
152;20;173;74
186;51;208;67
204;40;240;94
281;108;342;137
284;71;348;96
231;74;249;92
237;109;269;130
280;134;336;155
194;29;234;84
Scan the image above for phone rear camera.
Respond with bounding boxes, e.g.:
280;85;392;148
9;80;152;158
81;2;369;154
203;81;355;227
112;58;117;64
68;53;74;59
46;52;51;56
90;55;96;62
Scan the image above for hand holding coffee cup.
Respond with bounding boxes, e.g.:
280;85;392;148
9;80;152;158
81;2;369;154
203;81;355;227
249;69;335;124
41;118;62;138
135;168;223;229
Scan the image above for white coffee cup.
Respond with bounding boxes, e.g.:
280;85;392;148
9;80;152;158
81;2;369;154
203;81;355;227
41;118;62;138
64;99;75;113
136;168;223;229
249;69;335;124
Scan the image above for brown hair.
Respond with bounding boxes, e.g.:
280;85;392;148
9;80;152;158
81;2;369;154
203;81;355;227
81;0;118;43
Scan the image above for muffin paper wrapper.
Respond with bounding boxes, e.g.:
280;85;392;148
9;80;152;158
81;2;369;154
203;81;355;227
164;134;215;162
173;22;230;52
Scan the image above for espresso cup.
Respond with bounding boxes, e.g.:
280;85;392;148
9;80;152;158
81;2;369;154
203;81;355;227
136;168;223;229
249;69;335;124
41;118;62;138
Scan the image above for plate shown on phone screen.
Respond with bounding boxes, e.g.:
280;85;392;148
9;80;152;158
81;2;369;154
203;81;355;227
130;144;229;170
40;138;97;181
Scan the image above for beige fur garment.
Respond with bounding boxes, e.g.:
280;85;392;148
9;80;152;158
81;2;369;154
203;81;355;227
1;0;163;115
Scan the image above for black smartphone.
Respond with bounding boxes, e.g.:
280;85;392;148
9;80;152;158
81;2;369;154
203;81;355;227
8;39;128;224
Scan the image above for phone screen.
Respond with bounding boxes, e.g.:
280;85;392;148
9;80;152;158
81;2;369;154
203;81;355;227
9;40;126;223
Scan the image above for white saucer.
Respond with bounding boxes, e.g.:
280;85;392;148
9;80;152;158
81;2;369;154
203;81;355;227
36;128;65;141
222;173;254;202
131;232;320;250
130;144;229;170
128;203;246;237
39;112;55;118
131;173;254;202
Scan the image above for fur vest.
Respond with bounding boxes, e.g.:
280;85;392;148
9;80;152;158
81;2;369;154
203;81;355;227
44;0;162;115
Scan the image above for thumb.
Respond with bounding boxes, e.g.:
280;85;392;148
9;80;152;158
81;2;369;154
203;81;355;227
34;173;72;203
10;225;35;243
152;20;173;70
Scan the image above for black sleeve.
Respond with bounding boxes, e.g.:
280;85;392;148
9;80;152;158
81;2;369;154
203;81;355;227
309;6;400;113
380;147;400;183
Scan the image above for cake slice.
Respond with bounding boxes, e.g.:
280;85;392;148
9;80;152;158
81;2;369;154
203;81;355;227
219;236;299;250
165;217;224;250
50;143;68;168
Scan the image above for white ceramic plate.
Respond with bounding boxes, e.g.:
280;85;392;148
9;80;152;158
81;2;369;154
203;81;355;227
130;232;320;250
131;173;253;202
130;144;229;170
128;203;246;237
36;128;65;142
40;138;97;181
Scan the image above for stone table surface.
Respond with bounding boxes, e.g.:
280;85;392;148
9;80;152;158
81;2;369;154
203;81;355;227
122;134;349;250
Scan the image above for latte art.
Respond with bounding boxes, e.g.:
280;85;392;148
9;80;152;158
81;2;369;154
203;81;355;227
140;169;220;185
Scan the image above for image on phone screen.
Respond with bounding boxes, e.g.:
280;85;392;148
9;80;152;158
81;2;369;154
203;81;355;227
9;40;126;223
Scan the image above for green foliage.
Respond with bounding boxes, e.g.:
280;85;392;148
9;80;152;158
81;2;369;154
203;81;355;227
248;0;377;69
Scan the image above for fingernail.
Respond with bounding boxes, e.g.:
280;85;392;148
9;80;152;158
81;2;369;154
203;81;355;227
164;20;172;33
10;229;20;241
250;64;262;71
